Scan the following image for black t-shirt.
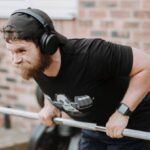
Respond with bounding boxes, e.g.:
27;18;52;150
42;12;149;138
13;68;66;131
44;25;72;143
35;38;150;130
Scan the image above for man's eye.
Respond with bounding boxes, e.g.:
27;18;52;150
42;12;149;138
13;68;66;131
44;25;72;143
18;49;26;53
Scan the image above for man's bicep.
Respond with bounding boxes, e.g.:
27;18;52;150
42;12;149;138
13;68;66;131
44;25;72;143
130;47;150;77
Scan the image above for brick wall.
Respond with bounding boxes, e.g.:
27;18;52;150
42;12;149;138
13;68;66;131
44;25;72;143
0;0;150;131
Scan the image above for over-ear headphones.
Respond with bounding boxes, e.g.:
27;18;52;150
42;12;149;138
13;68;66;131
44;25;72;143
11;8;59;55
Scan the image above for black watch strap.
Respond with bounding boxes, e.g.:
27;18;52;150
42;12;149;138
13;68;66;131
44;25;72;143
117;103;132;116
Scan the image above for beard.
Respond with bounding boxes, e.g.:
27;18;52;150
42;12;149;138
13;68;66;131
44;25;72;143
15;54;51;80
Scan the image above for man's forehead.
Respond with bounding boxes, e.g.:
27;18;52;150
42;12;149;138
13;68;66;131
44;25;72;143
6;40;31;50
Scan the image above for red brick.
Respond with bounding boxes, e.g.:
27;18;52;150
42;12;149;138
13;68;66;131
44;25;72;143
59;21;77;38
79;19;93;27
111;11;131;18
77;27;91;38
124;22;140;29
91;30;108;38
100;21;114;29
120;0;139;9
134;11;150;19
90;9;108;18
126;42;140;49
134;32;150;41
143;0;150;9
79;9;90;18
6;94;18;101
142;22;150;30
143;43;150;54
98;0;118;8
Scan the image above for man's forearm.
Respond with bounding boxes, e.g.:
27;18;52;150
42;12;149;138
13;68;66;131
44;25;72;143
44;96;54;106
121;70;150;111
44;95;70;118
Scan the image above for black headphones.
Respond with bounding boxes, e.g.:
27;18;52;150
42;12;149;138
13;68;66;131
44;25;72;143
11;9;59;55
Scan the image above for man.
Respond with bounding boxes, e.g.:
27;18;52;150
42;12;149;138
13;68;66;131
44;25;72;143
1;8;150;150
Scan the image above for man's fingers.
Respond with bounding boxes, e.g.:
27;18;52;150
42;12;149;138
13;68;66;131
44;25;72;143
113;128;123;138
38;111;56;126
106;123;123;138
106;123;114;137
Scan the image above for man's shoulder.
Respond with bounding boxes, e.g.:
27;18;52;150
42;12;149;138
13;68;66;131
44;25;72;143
67;38;104;46
62;38;105;54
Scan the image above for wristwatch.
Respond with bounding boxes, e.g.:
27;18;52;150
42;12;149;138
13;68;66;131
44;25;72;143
117;103;132;116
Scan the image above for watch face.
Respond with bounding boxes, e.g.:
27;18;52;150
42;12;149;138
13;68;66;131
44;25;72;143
118;104;128;114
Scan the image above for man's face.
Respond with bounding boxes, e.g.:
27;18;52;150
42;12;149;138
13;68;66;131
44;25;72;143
6;40;51;80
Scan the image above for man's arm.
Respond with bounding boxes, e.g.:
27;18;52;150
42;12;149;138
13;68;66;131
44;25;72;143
38;96;61;126
38;95;70;126
121;47;150;111
106;47;150;138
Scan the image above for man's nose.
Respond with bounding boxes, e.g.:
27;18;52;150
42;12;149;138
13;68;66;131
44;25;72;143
12;54;23;64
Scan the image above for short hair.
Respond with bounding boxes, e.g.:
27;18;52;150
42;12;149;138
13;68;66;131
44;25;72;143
1;11;47;47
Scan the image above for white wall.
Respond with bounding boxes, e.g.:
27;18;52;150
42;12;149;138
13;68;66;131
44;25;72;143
0;0;78;19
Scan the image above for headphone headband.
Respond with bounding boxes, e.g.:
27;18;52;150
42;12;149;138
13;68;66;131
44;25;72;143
12;9;51;33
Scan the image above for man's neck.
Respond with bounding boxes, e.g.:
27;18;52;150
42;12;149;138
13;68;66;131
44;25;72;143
43;49;61;77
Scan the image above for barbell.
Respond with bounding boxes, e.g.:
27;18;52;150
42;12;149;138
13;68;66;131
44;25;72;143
0;106;150;141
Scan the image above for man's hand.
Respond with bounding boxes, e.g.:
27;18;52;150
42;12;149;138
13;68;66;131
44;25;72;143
105;111;129;138
38;96;61;126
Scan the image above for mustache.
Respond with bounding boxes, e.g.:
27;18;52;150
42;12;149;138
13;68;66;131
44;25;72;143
13;64;23;68
13;64;29;70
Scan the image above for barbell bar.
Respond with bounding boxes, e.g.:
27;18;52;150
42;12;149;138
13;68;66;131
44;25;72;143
0;106;150;141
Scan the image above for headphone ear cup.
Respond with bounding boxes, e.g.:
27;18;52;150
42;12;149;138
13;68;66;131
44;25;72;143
40;33;48;52
40;33;59;55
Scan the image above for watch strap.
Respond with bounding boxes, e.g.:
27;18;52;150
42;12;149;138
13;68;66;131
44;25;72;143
117;103;132;116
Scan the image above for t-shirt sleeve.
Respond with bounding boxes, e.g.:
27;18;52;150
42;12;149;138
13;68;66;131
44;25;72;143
88;39;133;79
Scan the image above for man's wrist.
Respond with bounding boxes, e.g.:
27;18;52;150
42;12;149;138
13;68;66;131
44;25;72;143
117;103;132;116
